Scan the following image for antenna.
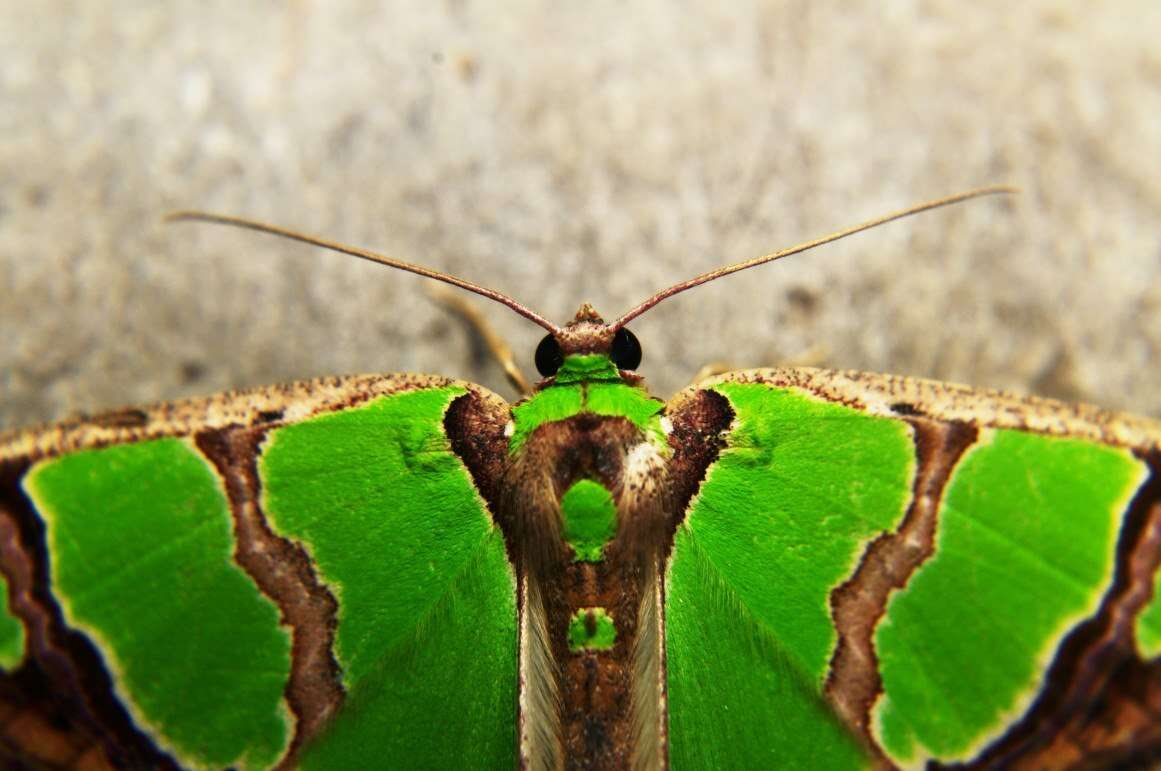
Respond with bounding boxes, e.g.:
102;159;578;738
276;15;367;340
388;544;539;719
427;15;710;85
168;185;1015;336
164;211;561;334
613;185;1017;328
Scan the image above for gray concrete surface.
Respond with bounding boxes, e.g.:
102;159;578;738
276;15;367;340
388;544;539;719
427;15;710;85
3;2;1160;431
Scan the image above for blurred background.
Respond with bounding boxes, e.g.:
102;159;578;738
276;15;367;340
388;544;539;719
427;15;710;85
2;1;1159;429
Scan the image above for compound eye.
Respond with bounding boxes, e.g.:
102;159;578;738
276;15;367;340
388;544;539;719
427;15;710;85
535;334;564;377
610;327;642;371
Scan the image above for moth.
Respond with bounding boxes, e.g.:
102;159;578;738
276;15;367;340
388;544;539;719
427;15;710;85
0;188;1157;770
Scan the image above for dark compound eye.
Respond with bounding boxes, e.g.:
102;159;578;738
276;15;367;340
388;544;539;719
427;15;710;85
535;334;564;377
610;327;642;371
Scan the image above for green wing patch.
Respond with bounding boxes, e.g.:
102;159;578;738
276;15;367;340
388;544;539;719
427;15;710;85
24;438;292;769
259;386;518;768
665;381;915;768
874;430;1146;764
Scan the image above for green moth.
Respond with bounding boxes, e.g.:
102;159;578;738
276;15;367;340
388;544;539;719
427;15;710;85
0;188;1158;769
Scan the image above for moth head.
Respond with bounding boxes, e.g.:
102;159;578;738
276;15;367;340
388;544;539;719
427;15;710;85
534;304;642;378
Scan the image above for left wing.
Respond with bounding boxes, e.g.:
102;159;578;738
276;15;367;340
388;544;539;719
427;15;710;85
0;374;518;770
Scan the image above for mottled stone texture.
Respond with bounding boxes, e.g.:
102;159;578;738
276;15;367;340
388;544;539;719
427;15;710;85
2;2;1159;429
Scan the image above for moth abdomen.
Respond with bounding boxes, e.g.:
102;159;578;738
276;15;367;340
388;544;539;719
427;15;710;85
484;411;674;770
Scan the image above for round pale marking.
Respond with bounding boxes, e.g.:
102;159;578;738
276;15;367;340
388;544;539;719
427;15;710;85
259;387;518;769
24;438;292;769
874;429;1145;764
666;382;914;769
